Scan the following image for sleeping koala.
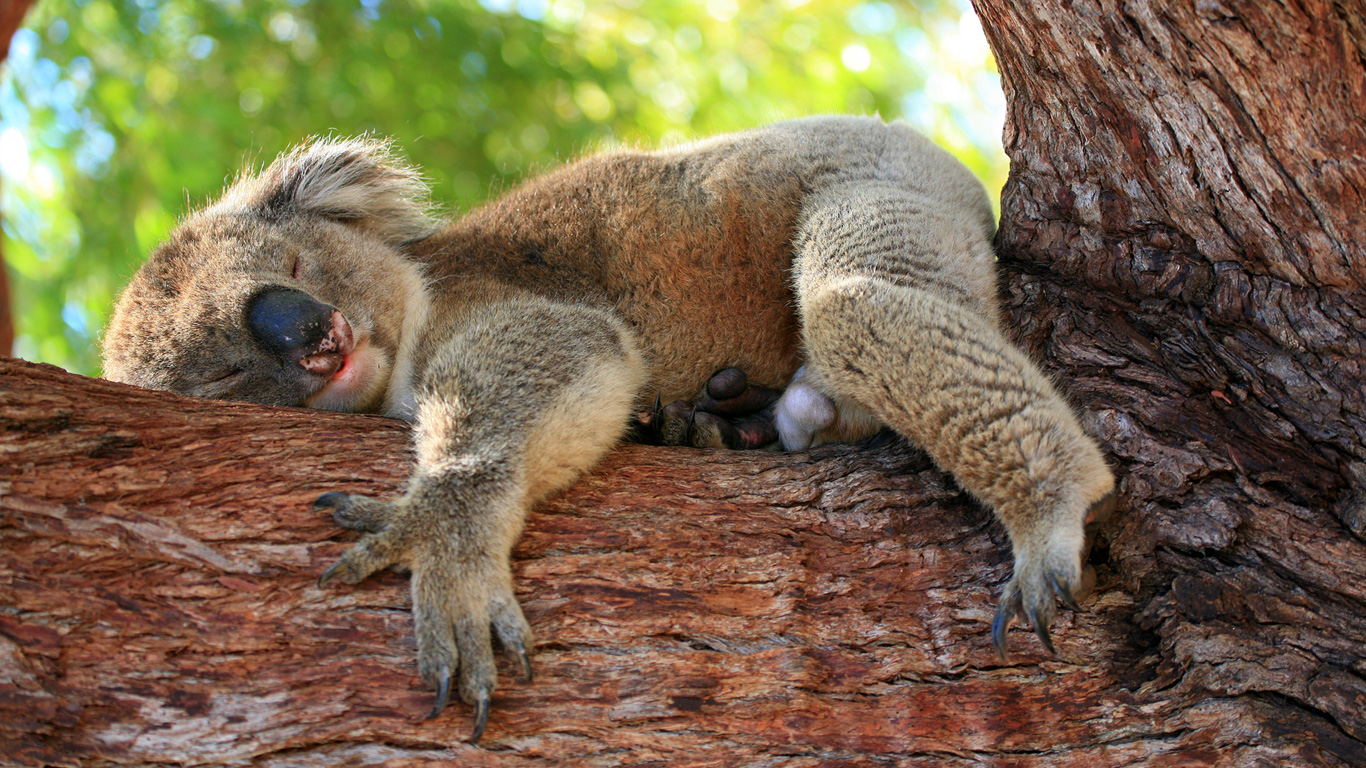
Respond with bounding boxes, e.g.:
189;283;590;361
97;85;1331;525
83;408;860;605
103;116;1116;742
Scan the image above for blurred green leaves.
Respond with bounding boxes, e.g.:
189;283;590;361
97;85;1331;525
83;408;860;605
0;0;1007;376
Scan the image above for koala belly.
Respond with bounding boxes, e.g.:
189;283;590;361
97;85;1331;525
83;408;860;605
611;251;806;404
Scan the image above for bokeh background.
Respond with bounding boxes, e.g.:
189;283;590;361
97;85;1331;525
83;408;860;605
0;0;1006;377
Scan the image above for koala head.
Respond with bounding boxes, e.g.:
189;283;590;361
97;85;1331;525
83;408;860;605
102;137;437;413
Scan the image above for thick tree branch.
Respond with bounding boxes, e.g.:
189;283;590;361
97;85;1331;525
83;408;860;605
2;355;1357;765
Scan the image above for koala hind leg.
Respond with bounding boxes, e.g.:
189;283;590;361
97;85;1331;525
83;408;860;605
792;180;1115;657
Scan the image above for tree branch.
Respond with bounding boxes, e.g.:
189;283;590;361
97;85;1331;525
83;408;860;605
3;356;1359;765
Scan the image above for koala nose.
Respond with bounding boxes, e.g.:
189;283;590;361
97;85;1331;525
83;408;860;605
247;288;352;376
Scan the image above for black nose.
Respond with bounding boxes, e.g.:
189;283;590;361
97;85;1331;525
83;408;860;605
247;287;336;359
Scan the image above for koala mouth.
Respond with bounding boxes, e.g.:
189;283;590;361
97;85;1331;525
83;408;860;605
302;310;385;412
299;310;355;378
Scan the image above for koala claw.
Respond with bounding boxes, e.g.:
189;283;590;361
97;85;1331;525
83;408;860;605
470;686;491;743
990;601;1016;660
424;672;490;745
992;491;1119;661
316;534;390;586
313;492;530;738
506;637;534;682
994;563;1082;661
992;582;1060;660
427;666;453;721
317;560;347;589
1027;604;1056;654
1049;571;1082;612
313;492;349;510
992;546;1091;661
314;492;395;533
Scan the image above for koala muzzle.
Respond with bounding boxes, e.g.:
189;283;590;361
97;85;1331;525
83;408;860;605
248;287;355;378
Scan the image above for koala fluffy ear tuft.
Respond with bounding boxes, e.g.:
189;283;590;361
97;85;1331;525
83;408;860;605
216;137;438;246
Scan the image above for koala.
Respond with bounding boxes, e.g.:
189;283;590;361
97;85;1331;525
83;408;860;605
103;116;1116;742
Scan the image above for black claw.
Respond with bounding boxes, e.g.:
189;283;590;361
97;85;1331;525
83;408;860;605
991;604;1012;661
685;408;697;445
317;560;346;588
651;392;663;421
313;492;348;511
1028;607;1056;654
426;668;452;721
1049;571;1081;611
470;687;490;743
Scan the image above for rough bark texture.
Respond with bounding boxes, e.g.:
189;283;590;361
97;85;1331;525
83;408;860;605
975;0;1366;764
3;1;1366;765
2;358;1159;766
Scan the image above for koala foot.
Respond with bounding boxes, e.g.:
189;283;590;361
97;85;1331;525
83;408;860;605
313;492;532;743
773;371;837;451
991;490;1116;660
629;367;780;449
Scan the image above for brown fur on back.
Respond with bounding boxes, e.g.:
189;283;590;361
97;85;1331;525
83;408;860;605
414;135;811;401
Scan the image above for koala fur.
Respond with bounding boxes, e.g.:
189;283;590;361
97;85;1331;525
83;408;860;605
103;116;1115;740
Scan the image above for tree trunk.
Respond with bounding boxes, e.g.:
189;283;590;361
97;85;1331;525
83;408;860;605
975;0;1366;763
0;0;39;355
3;0;1366;765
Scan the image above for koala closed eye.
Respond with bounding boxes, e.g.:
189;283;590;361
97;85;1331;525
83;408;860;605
191;368;246;398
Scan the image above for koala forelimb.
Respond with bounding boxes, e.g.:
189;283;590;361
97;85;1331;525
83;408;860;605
103;116;1115;742
316;295;644;737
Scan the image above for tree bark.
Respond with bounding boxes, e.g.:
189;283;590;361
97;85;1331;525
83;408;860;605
1;358;1155;766
0;0;39;355
3;0;1366;765
975;0;1366;764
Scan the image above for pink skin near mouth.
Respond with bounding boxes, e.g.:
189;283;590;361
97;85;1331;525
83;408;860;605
304;340;379;411
300;310;354;376
302;311;379;411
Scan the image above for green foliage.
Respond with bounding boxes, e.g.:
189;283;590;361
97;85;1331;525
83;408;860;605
0;0;1007;376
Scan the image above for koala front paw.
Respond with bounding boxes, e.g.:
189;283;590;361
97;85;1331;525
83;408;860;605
313;493;532;743
991;491;1115;660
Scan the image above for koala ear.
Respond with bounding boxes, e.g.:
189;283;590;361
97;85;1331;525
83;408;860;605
215;137;437;246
